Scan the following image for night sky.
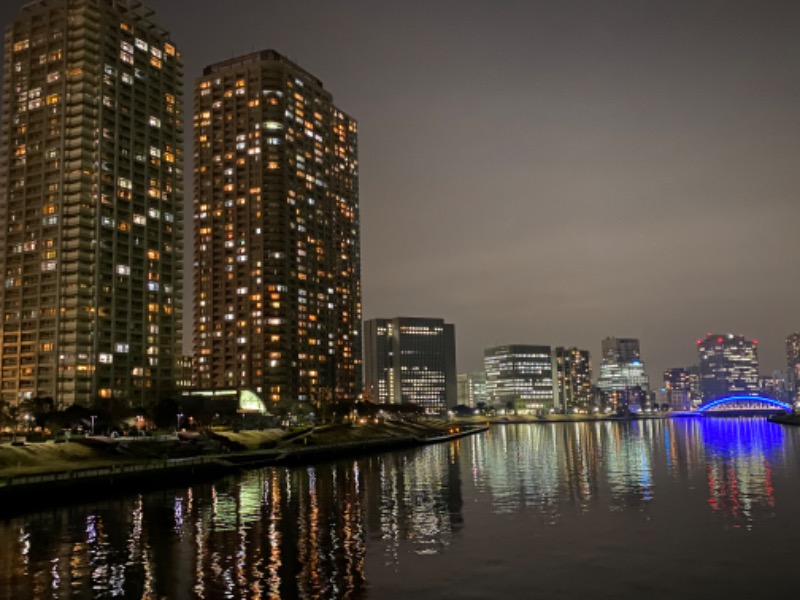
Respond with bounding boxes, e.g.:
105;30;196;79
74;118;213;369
1;0;798;382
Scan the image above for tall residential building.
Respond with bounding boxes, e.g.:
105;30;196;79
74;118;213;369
363;317;456;413
484;345;554;413
663;367;697;410
697;333;759;402
0;0;183;409
193;50;361;406
786;333;800;401
552;347;592;413
597;337;650;393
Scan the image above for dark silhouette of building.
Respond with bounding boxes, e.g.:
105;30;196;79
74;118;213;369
363;317;456;413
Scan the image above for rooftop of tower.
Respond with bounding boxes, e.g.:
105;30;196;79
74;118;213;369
201;49;324;89
19;0;173;40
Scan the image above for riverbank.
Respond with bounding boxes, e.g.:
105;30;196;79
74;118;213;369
768;412;800;426
0;420;487;513
453;413;668;425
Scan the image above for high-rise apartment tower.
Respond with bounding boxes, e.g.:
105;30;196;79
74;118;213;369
553;347;592;413
786;333;800;402
0;0;183;408
193;50;361;405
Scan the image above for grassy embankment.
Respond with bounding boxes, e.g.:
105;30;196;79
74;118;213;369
0;442;121;478
1;418;456;478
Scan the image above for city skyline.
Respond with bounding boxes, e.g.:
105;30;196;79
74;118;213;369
0;1;797;385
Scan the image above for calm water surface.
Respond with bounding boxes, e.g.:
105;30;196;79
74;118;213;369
2;418;800;599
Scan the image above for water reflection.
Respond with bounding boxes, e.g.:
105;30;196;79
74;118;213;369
1;418;799;598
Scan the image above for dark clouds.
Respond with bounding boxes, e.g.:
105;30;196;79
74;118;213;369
1;0;797;381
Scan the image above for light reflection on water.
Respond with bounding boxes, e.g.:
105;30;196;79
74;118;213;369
1;418;799;599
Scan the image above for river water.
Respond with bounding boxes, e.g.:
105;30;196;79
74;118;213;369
2;418;799;599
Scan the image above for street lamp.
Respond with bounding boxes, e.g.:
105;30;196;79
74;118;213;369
90;414;97;436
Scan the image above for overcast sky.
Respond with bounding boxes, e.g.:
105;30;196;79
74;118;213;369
2;0;798;383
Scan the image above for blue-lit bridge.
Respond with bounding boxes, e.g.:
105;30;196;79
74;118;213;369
698;394;792;415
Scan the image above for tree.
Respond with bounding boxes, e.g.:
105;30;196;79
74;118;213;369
150;396;181;430
452;404;474;417
20;396;54;429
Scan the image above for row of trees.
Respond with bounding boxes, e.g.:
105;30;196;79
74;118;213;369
0;395;186;435
0;389;432;437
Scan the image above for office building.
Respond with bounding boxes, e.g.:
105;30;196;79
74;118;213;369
597;337;650;393
552;346;592;413
697;333;759;402
0;0;183;408
484;345;554;413
193;50;361;406
786;333;800;402
363;317;456;413
456;371;487;408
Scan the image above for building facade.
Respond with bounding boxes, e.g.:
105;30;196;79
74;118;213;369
552;347;592;413
697;333;759;402
663;367;700;410
786;333;800;402
193;50;361;406
597;337;650;393
0;0;183;408
597;337;650;412
363;317;456;413
484;345;554;413
456;371;487;408
659;367;700;411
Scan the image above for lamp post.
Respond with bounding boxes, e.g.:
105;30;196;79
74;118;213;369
90;414;97;436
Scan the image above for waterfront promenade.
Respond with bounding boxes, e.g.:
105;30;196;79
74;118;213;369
0;419;487;512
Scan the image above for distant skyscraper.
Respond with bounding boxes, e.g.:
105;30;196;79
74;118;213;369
786;333;800;401
0;0;183;408
697;333;759;402
193;50;361;406
552;347;592;413
363;317;456;413
456;371;487;408
759;372;787;401
602;337;641;364
597;337;650;393
663;367;697;411
484;345;554;413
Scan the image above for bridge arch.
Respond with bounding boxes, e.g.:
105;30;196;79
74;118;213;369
698;395;792;413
